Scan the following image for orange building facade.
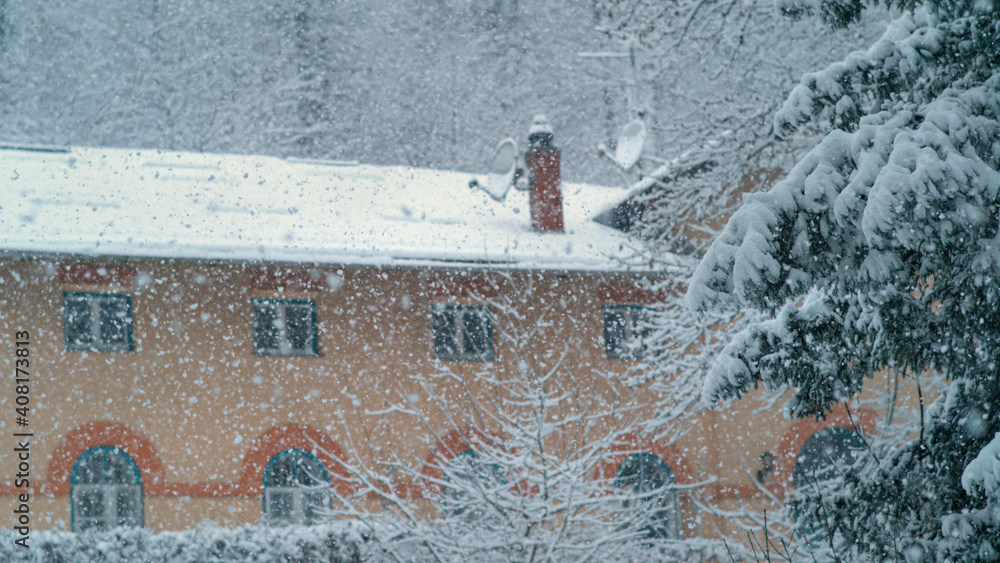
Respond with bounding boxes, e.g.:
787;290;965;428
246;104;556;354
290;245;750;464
0;139;884;541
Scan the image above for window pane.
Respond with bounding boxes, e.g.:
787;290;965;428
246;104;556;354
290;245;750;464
302;492;329;523
603;309;627;358
615;452;673;492
296;459;326;487
462;311;490;356
648;499;677;539
792;428;865;547
77;490;105;519
116;487;142;527
793;428;865;488
105;452;136;484
633;309;651;356
78;518;106;532
432;309;457;357
74;449;141;486
73;453;104;485
614;453;677;539
264;450;329;525
254;303;280;350
65;298;93;347
603;307;649;359
99;298;128;346
444;450;506;492
268;455;297;487
268;491;294;520
285;305;312;351
72;450;143;532
265;450;328;487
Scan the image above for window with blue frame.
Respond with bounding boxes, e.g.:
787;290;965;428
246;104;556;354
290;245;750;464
792;427;866;488
71;447;143;532
431;305;494;361
64;293;133;352
792;427;866;547
252;299;318;356
614;452;679;539
602;305;651;360
263;449;330;525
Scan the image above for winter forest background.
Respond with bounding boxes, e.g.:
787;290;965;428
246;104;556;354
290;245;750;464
0;0;883;189
5;0;1000;560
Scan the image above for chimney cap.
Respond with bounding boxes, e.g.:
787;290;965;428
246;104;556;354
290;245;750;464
529;114;553;135
528;115;554;148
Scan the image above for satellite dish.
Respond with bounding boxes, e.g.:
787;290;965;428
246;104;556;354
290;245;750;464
614;120;646;171
470;137;518;201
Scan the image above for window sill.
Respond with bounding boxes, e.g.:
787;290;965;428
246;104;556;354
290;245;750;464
433;355;495;363
65;346;134;353
252;350;322;358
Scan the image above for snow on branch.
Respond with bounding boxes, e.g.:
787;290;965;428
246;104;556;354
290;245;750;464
686;2;1000;556
324;272;729;561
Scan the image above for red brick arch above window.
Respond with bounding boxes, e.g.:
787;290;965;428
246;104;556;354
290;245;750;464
45;422;165;495
419;427;500;496
771;404;877;497
238;424;352;496
595;432;695;486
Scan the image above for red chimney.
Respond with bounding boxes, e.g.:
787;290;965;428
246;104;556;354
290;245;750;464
525;115;564;233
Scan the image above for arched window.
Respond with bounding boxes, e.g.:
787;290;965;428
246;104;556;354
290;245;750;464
71;447;143;532
440;449;506;521
263;449;330;525
792;427;866;548
792;427;865;489
615;452;679;539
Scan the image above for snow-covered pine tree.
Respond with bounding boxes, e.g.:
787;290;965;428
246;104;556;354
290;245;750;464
687;0;1000;558
587;1;890;447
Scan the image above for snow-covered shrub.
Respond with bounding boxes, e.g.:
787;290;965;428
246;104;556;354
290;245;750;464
0;522;369;563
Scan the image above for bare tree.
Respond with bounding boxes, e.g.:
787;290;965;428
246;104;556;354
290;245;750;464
325;273;729;562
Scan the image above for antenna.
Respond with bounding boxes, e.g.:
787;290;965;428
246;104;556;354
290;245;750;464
469;138;519;201
613;120;646;171
598;119;647;172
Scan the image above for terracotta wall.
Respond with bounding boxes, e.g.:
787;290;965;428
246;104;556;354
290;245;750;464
0;256;881;536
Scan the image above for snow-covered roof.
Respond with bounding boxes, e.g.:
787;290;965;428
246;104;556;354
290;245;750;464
0;145;659;272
